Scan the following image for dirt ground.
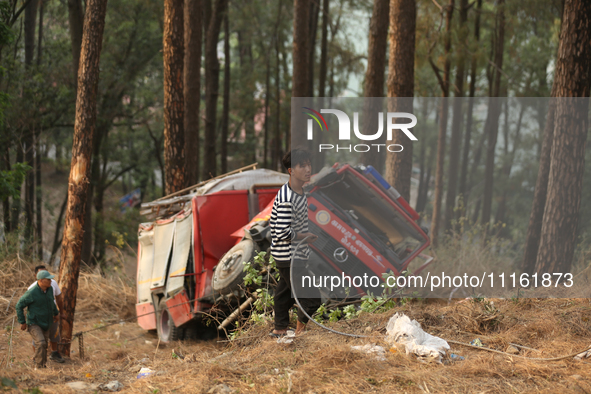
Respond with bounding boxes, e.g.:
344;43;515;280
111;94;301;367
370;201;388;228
3;292;591;393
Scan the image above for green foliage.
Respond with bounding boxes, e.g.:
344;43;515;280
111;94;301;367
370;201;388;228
0;162;31;201
342;304;358;320
0;1;14;48
359;292;397;314
313;303;327;323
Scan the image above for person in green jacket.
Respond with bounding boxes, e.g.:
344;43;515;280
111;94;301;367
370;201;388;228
16;270;60;368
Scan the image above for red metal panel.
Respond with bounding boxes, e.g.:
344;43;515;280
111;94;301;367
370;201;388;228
195;190;250;269
166;291;192;327
192;191;249;310
256;188;280;212
136;302;156;330
230;200;275;239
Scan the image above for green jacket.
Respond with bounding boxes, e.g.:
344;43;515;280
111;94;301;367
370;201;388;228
16;283;59;331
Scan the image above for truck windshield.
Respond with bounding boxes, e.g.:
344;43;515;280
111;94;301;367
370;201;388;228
315;171;425;263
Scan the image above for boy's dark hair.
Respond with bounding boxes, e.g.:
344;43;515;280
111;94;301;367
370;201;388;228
282;148;311;170
34;265;47;274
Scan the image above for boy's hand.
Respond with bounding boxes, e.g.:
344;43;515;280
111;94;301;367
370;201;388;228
21;323;27;331
299;232;318;244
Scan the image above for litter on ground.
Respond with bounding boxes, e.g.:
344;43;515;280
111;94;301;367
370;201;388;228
385;312;450;363
350;344;387;361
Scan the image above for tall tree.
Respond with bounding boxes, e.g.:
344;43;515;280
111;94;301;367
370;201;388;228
307;0;320;97
58;0;108;357
221;11;229;174
384;0;415;202
523;89;557;273
163;0;185;194
495;100;524;229
534;0;591;274
443;0;468;232
24;0;38;243
457;0;482;220
202;0;227;179
272;1;285;171
35;0;44;258
10;148;24;232
184;0;202;186
291;0;310;149
317;0;329;98
68;0;92;264
360;0;389;170
480;0;505;230
429;0;454;246
67;0;84;87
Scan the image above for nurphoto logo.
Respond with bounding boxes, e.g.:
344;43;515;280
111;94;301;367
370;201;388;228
303;107;418;152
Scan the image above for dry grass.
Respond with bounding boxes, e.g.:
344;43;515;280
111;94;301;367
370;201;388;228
3;258;591;393
0;256;135;327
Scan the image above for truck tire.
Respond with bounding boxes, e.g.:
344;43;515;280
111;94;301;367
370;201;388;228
156;298;181;343
212;240;256;294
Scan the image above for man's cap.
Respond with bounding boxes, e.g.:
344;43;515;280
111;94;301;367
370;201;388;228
36;270;55;280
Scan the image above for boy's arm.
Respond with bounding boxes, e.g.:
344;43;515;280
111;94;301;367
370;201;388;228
272;202;297;241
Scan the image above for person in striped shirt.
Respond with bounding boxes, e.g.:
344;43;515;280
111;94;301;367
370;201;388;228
270;148;321;337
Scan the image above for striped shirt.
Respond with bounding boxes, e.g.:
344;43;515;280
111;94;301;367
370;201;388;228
270;182;310;266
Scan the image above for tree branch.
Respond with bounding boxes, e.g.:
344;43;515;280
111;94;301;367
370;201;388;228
104;164;136;190
10;0;33;26
429;57;446;92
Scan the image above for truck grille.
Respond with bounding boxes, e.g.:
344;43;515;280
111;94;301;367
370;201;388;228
309;222;377;282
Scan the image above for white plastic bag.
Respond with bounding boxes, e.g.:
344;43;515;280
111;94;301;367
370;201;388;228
350;344;386;361
386;312;450;363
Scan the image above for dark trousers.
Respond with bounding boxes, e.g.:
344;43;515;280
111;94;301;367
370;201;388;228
273;264;321;331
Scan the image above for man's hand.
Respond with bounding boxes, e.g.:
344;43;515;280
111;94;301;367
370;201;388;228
20;323;27;331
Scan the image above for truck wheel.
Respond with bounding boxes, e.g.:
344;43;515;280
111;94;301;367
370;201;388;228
212;240;256;294
156;298;181;343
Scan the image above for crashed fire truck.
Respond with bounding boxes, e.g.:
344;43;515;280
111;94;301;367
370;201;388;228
136;163;432;342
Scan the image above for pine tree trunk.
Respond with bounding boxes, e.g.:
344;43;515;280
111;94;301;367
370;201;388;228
50;194;67;267
495;101;524;230
1;147;10;232
272;2;284;171
291;0;310;149
534;0;591;274
429;0;454;246
443;0;468;232
35;133;43;258
221;12;229;174
307;0;320;97
163;0;186;193
58;0;108;357
522;96;556;273
67;0;84;86
384;0;415;202
11;146;23;231
480;0;505;230
360;0;389;170
36;1;44;257
416;100;429;211
457;0;482;221
184;0;202;186
24;0;38;244
317;0;329;98
203;0;227;179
